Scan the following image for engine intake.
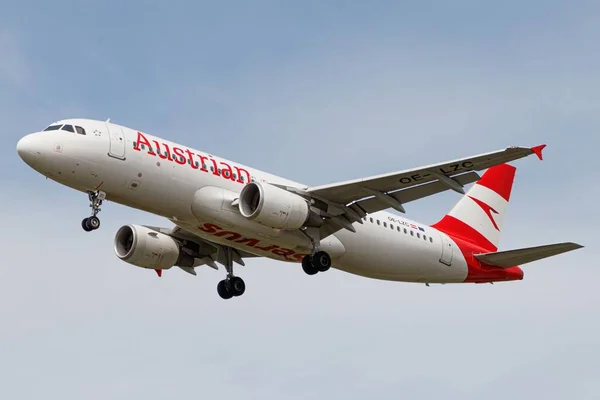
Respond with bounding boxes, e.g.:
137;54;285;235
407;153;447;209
239;182;317;230
114;224;194;270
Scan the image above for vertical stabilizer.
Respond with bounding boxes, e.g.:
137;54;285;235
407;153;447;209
432;164;516;252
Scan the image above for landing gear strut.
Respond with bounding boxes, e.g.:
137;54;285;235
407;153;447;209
82;190;105;232
217;247;246;299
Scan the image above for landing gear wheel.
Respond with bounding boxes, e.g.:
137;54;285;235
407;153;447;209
81;218;93;232
217;280;233;300
229;276;246;297
82;216;100;231
311;251;331;272
302;255;319;275
87;216;101;230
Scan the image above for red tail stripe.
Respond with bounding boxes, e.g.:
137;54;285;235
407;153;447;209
475;163;516;202
432;215;498;252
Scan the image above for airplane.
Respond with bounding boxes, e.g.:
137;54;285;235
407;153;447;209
15;118;583;299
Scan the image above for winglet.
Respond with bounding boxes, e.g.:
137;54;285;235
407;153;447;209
155;269;162;277
530;144;546;161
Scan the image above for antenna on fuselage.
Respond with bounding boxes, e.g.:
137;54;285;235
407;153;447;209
105;118;111;123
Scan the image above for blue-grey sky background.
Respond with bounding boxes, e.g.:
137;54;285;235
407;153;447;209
1;1;599;399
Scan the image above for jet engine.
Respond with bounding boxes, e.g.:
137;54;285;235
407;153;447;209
239;181;320;230
113;224;195;270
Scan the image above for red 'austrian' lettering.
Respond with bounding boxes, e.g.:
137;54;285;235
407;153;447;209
133;132;251;184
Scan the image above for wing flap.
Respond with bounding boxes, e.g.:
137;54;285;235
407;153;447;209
474;242;584;268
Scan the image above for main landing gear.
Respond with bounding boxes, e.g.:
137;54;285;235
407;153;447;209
82;190;105;232
300;227;332;276
217;247;246;300
301;251;332;275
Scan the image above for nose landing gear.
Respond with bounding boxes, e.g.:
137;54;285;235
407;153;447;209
82;190;105;232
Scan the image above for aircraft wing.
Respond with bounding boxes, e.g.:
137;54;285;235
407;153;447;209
307;145;546;206
276;145;546;239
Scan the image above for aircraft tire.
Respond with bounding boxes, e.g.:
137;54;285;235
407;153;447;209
230;276;246;297
217;280;233;299
88;216;101;230
302;255;318;275
311;251;331;272
82;218;93;232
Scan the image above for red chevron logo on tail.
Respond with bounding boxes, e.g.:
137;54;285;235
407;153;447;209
468;196;500;231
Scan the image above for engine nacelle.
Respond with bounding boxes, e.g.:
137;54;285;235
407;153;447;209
113;224;194;270
238;182;314;230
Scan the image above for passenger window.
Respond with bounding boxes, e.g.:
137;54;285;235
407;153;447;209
423;235;427;241
404;228;407;234
430;237;433;243
377;220;380;226
369;218;373;223
75;126;86;135
417;233;421;239
410;231;414;236
383;222;387;228
44;125;63;131
390;224;394;230
62;124;74;133
397;226;400;232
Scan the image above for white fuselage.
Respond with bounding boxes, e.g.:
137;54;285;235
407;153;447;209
17;119;468;283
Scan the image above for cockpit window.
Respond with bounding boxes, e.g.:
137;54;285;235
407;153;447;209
75;126;86;135
62;124;75;133
44;125;63;131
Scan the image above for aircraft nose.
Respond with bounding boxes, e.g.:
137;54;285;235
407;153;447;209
17;133;41;166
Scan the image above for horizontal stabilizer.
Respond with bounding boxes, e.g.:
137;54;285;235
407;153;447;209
474;242;583;268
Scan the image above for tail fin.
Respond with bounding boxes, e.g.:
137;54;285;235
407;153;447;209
432;163;516;252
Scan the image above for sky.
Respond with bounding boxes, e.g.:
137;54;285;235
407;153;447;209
1;1;599;398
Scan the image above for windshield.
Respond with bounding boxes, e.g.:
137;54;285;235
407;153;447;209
43;124;86;135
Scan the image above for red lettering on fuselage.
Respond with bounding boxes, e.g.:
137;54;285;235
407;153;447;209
134;132;156;155
152;140;170;160
172;147;187;165
235;167;250;184
196;222;307;261
133;132;252;185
